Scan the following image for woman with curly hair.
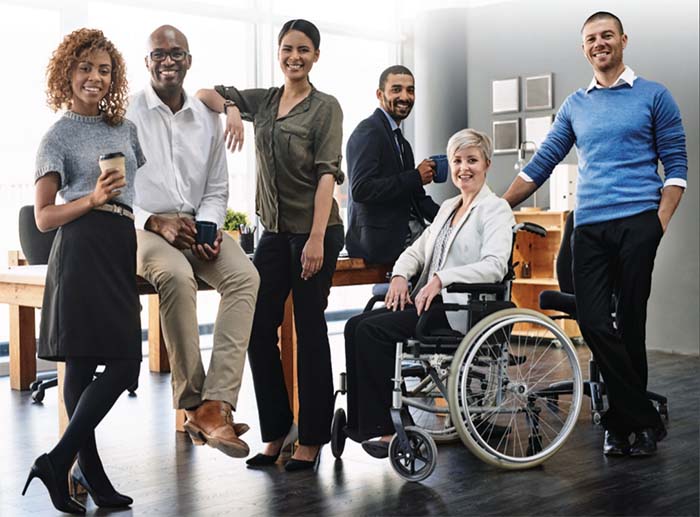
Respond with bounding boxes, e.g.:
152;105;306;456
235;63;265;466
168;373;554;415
21;29;144;514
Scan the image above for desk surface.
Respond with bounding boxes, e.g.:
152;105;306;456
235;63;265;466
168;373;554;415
0;256;389;289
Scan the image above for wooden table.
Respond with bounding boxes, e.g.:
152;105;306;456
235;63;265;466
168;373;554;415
0;253;390;433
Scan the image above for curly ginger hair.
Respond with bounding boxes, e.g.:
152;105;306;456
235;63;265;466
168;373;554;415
46;28;128;126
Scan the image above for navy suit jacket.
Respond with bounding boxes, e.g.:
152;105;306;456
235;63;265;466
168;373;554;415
345;108;439;265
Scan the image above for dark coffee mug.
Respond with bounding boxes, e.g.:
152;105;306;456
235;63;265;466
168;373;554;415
195;220;217;246
239;233;254;254
429;154;449;183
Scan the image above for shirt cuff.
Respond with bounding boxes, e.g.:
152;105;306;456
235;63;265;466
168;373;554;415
664;178;687;190
518;171;535;183
134;207;154;231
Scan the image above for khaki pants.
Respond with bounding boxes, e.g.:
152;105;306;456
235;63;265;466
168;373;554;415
137;225;259;410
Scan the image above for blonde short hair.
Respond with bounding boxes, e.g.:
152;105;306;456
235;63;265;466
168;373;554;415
446;128;493;162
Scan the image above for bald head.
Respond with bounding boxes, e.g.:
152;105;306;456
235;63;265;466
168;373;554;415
146;24;192;110
148;25;189;52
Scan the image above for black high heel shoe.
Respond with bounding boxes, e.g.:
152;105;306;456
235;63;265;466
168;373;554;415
22;454;86;515
246;424;298;467
71;463;133;508
284;446;322;472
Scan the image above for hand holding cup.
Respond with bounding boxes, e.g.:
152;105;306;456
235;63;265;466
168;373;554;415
91;152;126;206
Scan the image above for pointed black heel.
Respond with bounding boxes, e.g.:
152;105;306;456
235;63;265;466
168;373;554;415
246;423;298;467
22;454;86;515
71;464;133;508
284;446;322;472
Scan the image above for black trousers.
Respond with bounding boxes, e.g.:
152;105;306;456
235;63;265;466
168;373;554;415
247;226;344;445
572;210;664;434
344;306;449;440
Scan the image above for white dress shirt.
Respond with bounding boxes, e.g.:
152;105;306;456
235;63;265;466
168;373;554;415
126;84;229;229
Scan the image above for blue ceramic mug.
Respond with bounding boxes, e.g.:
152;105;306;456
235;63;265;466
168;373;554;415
429;154;449;183
195;220;217;246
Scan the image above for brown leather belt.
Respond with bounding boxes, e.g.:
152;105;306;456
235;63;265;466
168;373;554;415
93;203;135;221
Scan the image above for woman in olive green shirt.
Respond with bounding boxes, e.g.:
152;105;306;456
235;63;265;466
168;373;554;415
197;19;344;471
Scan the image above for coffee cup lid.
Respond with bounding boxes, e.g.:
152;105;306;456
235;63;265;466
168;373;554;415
99;152;125;161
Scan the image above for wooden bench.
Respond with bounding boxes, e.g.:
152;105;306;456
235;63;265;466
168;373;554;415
0;251;390;433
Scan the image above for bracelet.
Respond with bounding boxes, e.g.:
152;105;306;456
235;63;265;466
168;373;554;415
223;99;237;114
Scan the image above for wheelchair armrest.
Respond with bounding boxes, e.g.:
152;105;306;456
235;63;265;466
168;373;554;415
363;294;385;313
513;221;547;238
446;282;508;297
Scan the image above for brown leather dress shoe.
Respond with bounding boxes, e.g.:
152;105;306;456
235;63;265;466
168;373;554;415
183;401;250;458
184;413;249;446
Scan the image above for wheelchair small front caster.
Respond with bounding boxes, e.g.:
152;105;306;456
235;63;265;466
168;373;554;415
331;408;347;459
388;426;437;482
592;411;602;425
658;403;669;423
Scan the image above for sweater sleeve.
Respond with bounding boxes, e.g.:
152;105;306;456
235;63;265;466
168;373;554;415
522;95;577;187
653;87;688;188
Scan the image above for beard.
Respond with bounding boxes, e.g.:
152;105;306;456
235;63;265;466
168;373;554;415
382;93;414;122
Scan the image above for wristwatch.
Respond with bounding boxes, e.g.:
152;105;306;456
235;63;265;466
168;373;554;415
223;99;237;114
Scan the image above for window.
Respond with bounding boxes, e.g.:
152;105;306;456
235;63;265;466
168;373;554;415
0;0;402;346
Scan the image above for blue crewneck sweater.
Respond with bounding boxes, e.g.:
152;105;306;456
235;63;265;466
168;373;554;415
523;77;687;227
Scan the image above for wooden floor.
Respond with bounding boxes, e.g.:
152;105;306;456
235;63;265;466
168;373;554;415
1;323;698;517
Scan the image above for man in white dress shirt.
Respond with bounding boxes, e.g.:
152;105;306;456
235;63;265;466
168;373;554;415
127;25;259;458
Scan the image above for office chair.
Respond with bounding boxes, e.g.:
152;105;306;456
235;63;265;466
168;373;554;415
18;205;138;403
538;211;668;424
18;205;58;402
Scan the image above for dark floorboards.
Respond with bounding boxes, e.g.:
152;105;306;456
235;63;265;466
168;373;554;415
1;326;698;516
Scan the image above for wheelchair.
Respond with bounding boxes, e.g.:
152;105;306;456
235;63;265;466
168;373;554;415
331;223;584;482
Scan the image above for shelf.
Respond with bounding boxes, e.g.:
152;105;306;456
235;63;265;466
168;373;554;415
512;278;559;286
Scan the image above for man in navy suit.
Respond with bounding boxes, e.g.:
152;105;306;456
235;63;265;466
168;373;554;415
345;65;439;265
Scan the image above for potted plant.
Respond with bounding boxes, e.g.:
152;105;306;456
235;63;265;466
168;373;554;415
222;209;250;240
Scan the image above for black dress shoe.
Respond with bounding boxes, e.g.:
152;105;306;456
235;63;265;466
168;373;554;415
246;424;298;467
655;425;668;442
22;454;86;515
71;464;133;508
629;428;660;457
284;448;322;472
603;430;630;456
361;439;390;459
246;452;281;467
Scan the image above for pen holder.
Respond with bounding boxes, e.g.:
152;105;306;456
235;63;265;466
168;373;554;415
239;232;254;254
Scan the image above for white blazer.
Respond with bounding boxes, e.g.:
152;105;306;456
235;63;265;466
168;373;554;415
392;184;515;334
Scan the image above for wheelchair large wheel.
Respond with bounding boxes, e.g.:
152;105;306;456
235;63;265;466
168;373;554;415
404;367;459;443
388;426;438;482
331;408;347;459
448;308;582;470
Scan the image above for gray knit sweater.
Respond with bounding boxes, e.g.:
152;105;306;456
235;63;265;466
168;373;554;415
35;111;145;207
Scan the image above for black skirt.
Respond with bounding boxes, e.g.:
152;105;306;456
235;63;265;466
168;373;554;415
38;209;142;362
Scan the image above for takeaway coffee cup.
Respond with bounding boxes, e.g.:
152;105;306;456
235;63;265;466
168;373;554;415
98;152;126;183
429;154;449;183
195;220;217;246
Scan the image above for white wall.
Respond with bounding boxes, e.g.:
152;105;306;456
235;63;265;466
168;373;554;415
414;0;699;354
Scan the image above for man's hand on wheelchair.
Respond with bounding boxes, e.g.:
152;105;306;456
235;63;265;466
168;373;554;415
385;275;412;311
415;275;443;316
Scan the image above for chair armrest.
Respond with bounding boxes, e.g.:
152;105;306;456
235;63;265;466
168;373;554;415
514;221;547;237
446;282;508;297
363;295;386;313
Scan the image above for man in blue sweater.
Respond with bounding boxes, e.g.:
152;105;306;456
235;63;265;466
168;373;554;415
503;11;686;457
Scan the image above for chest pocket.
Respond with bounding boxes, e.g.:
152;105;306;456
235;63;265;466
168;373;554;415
279;124;313;168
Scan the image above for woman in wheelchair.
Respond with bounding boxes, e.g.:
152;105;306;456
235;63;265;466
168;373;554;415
343;128;515;458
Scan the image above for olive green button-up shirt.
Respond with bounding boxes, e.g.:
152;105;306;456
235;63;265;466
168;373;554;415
215;84;344;233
